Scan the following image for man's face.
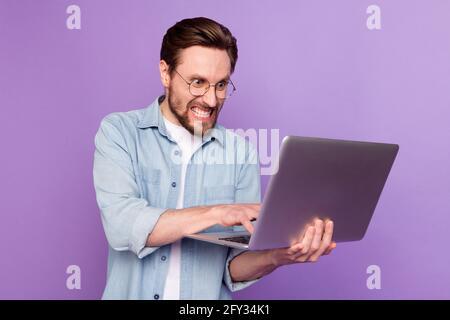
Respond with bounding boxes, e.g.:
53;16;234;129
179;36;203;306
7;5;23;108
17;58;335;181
163;46;232;136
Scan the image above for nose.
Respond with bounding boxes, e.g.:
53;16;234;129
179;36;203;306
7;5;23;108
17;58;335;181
201;85;218;107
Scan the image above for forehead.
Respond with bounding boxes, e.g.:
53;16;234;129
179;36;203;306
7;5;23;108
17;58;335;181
176;46;231;81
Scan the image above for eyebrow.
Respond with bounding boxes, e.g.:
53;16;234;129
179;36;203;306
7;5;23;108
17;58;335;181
188;73;230;82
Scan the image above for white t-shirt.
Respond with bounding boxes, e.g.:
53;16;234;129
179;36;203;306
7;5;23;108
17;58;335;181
162;116;202;300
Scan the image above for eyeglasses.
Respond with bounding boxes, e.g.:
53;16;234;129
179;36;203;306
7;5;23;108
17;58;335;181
173;69;236;99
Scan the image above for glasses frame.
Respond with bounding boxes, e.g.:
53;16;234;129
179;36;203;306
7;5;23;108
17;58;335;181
173;69;236;99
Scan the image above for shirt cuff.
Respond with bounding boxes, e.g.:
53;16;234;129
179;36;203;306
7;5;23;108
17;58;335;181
223;248;261;292
130;206;168;259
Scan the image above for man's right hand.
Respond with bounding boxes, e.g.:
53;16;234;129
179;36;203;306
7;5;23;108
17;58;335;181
211;204;261;234
147;203;260;247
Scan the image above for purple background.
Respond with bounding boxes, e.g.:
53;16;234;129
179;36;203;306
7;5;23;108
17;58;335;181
1;0;449;299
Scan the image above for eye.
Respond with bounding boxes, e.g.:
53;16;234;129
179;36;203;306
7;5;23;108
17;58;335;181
216;81;228;90
191;79;205;88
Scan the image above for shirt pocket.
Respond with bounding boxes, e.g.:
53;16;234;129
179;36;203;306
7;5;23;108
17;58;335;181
140;168;161;207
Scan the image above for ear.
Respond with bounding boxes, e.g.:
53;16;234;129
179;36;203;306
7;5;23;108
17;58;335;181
159;60;171;88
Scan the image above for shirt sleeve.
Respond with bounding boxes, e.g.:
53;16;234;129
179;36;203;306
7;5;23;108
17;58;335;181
223;138;262;292
93;116;167;259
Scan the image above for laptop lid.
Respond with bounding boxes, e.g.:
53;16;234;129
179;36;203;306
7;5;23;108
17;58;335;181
248;135;399;250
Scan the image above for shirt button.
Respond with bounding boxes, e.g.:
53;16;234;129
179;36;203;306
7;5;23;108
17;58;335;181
161;256;166;261
211;137;216;141
171;182;176;188
154;294;160;300
174;150;180;156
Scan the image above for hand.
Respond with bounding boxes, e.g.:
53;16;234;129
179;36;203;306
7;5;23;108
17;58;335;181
211;203;261;234
269;219;336;266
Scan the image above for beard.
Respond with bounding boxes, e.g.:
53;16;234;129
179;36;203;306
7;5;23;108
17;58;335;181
166;88;223;136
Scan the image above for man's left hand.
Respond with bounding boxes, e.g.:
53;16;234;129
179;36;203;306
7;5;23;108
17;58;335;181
268;219;336;266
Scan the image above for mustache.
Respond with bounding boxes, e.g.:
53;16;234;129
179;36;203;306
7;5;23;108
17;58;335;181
187;98;221;110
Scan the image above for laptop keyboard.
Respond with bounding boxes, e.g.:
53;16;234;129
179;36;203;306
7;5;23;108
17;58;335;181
218;236;251;244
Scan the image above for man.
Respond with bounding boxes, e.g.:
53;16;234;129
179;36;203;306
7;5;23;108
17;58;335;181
93;17;336;300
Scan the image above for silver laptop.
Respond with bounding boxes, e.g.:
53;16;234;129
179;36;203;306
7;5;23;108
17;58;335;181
186;135;399;250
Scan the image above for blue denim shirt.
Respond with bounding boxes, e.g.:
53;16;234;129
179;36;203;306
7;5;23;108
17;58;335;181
93;96;261;299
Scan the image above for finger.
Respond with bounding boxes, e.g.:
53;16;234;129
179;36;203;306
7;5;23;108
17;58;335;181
309;221;334;261
245;206;260;219
241;219;255;234
291;245;308;260
323;242;337;255
287;242;304;255
309;219;324;254
300;225;315;255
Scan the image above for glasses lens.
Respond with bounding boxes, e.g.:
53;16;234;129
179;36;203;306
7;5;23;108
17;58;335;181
189;79;208;96
216;81;235;99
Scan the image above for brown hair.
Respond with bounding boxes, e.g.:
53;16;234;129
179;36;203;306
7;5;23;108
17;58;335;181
160;17;238;75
